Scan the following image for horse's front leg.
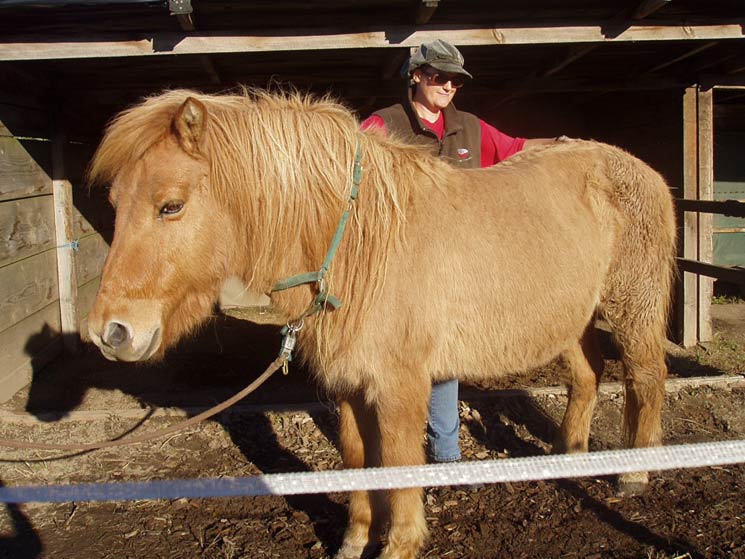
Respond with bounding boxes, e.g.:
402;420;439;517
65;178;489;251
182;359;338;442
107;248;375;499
336;394;385;559
554;326;604;454
377;379;430;559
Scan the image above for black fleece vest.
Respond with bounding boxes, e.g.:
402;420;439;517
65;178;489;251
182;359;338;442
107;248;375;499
373;97;482;169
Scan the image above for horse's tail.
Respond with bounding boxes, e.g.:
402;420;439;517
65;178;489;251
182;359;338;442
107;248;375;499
596;145;677;476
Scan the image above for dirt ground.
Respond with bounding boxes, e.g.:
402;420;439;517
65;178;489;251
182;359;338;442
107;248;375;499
0;302;743;559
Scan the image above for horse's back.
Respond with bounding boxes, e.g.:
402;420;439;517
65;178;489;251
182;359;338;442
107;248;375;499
375;141;674;380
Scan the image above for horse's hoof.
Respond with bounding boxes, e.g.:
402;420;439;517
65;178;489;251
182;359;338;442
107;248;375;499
335;541;380;559
335;543;364;559
551;440;567;454
618;471;648;496
377;544;419;559
551;436;587;455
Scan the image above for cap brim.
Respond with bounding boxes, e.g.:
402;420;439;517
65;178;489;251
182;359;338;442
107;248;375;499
427;62;473;79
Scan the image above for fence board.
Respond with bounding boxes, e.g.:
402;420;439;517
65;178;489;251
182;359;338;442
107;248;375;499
0;195;55;268
676;198;745;217
76;233;109;286
0;249;59;333
0;136;52;202
677;258;745;286
72;186;114;240
0;302;61;404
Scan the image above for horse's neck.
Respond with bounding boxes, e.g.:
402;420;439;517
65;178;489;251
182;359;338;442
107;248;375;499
231;192;346;316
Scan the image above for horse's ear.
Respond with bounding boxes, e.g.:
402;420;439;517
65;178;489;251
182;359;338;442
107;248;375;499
173;97;208;155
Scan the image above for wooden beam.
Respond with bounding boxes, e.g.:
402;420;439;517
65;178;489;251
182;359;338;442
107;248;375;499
726;62;745;75
644;41;718;74
415;1;439;26
692;52;742;74
169;0;195;32
483;74;683;110
1;23;744;61
199;55;221;85
676;198;745;218
701;74;745;88
678;259;745;286
176;14;195;32
380;49;410;79
540;44;598;77
713;84;745;91
632;0;672;20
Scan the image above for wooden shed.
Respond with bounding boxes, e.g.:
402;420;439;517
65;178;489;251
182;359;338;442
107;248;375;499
1;0;744;402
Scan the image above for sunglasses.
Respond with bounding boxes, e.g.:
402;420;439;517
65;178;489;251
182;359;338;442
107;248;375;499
421;70;466;89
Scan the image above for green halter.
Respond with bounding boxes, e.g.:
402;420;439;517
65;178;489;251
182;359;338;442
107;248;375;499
271;142;362;322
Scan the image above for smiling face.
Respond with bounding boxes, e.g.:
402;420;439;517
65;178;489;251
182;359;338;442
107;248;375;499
411;66;462;116
88;98;235;362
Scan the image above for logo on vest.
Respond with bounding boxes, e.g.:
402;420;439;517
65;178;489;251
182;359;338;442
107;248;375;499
457;148;471;161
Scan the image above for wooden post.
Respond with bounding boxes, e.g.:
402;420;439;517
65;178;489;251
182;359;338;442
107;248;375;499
52;122;81;354
679;86;714;347
697;88;714;343
681;87;699;347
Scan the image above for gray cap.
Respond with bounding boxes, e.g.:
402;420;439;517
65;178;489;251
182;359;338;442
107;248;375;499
406;39;473;79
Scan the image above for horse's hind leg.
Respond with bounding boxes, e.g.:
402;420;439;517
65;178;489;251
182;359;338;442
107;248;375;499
616;327;668;494
603;282;669;494
554;324;604;454
337;395;385;559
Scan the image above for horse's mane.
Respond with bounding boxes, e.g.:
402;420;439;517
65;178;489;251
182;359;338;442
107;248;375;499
88;87;456;363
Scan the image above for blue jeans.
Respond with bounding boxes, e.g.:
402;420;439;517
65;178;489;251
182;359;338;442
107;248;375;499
427;379;461;462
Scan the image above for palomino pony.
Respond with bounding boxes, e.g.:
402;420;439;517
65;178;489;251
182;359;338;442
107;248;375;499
87;88;676;559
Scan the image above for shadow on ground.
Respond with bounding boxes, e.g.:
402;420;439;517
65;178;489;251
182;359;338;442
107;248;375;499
14;308;740;557
20;315;346;553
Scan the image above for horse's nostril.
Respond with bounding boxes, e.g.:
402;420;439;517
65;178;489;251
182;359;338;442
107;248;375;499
104;321;130;348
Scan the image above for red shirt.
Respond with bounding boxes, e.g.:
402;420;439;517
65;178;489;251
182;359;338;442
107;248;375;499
361;113;525;168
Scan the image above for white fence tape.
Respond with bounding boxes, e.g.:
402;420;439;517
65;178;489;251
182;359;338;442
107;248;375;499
1;439;743;504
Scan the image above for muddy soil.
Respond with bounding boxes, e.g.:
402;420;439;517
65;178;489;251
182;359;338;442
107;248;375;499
0;303;743;559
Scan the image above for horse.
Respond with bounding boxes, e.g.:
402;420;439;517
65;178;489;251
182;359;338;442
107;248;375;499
87;88;677;559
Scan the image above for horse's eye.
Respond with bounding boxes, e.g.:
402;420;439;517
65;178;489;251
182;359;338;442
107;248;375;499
160;200;184;216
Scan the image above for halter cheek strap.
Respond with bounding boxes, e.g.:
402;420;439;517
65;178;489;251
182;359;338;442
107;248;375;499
270;141;362;324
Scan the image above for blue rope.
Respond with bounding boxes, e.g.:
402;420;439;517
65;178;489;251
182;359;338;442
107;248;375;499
56;239;80;252
1;440;743;504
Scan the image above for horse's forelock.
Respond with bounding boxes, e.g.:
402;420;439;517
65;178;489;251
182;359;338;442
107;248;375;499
87;91;193;188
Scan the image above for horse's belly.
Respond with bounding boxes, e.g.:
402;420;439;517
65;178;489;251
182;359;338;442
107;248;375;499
424;220;609;379
431;283;600;382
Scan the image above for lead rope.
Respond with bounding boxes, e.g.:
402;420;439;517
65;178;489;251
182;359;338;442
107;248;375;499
0;355;288;452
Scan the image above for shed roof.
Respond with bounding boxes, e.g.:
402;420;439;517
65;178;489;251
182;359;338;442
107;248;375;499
1;0;744;135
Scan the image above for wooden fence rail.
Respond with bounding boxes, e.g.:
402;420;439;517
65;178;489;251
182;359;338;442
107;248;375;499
676;198;745;218
677;258;745;286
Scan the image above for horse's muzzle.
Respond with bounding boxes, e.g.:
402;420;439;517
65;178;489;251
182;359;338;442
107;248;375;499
89;319;162;362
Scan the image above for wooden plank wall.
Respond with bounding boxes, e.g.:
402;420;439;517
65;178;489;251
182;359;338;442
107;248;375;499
0;89;109;403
